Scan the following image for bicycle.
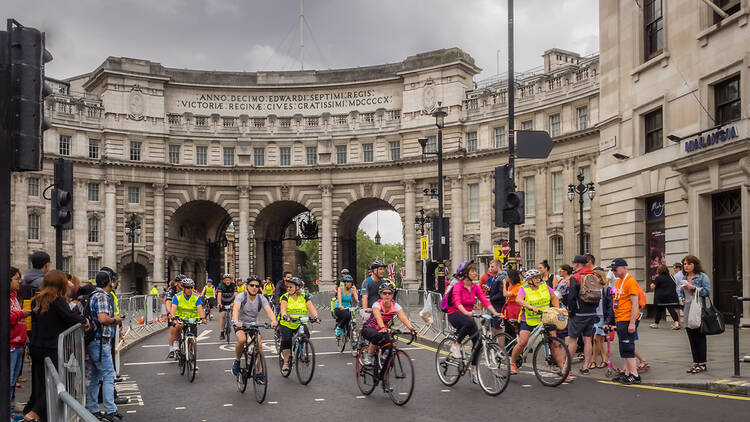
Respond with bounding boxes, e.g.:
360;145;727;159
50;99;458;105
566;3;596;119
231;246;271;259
235;322;270;403
203;297;214;321
355;328;416;406
435;314;511;396
221;304;232;344
278;316;319;385
335;306;361;357
174;317;203;383
495;314;571;387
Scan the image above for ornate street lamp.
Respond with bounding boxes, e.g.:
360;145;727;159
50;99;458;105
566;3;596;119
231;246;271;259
124;214;142;291
567;171;596;255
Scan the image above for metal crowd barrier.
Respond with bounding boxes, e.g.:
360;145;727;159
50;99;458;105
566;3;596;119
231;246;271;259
45;357;98;422
56;323;87;410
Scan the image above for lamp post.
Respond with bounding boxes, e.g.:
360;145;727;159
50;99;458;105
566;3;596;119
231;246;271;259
414;208;432;292
124;214;142;292
567;171;595;255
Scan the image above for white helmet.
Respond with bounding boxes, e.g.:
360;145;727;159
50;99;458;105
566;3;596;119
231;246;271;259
524;269;542;280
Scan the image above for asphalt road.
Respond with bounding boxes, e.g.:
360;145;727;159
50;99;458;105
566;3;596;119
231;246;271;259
118;315;750;421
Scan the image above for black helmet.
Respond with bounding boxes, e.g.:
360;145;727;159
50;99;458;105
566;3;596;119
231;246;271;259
247;275;260;283
378;281;396;293
288;276;304;287
175;274;186;282
370;260;386;270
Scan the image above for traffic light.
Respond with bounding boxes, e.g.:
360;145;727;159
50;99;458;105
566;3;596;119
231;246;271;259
493;165;525;226
51;158;73;228
6;20;53;171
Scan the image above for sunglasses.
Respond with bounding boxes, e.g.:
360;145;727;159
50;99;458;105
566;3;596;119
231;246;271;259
248;284;260;288
381;291;393;296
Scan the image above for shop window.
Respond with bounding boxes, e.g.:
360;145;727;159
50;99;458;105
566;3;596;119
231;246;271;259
645;195;666;291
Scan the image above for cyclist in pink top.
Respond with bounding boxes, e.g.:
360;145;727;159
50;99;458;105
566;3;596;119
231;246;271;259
447;260;502;383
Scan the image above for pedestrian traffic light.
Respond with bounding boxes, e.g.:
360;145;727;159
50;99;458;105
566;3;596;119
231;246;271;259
6;20;53;171
493;165;525;226
51;158;73;228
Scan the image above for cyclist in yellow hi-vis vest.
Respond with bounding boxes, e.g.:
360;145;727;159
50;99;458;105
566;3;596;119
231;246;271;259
168;278;206;359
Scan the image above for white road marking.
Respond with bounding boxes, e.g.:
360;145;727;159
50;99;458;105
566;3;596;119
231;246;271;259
346;362;353;365
522;384;532;388
156;372;165;375
223;404;232;407
356;396;366;399
175;406;186;410
440;389;450;393
314;398;325;402
268;401;278;405
142;336;335;348
318;364;325;367
126;411;137;414
196;330;213;341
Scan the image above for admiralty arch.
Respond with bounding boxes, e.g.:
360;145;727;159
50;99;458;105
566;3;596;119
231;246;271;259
10;47;600;293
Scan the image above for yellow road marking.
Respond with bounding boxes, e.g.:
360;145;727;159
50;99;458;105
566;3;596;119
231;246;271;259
598;381;750;401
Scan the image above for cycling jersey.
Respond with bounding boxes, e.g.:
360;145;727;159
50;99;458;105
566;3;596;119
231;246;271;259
280;292;310;330
360;277;381;308
364;299;402;328
217;282;236;305
149;287;159;295
237;285;245;293
172;292;203;320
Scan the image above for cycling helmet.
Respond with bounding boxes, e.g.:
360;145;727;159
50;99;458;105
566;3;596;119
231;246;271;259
247;275;261;282
524;269;542;280
175;274;186;282
454;260;474;278
222;273;232;279
370;260;386;270
206;278;213;283
340;268;350;275
182;278;195;288
288;276;304;287
378;281;396;293
342;275;354;284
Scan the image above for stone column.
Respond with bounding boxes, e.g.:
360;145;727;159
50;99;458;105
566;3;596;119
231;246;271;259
449;176;465;266
238;186;251;280
152;184;167;286
320;184;334;289
74;180;89;278
479;172;492;254
103;180;118;270
403;180;418;288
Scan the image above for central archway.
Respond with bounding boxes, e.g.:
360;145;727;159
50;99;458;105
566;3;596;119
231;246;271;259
253;201;312;282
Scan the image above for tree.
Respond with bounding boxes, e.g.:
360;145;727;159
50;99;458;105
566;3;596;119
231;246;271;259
298;239;319;290
355;229;404;286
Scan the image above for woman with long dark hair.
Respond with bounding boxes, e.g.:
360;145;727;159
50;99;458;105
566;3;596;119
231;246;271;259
681;255;711;374
650;264;681;329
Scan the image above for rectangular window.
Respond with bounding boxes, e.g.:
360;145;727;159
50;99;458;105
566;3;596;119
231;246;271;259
549;114;561;137
644;107;663;153
130;141;141;161
644;0;664;61
27;214;39;240
61;228;70;242
61;257;71;273
306;146;318;165
522;120;533;130
88;139;100;159
713;0;741;24
28;177;39;196
59;135;71;156
336;145;347;164
389;141;401;161
223;147;235;166
551;236;564;272
583;233;591;255
362;143;374;163
253;147;265;166
715;76;741;126
425;136;437;153
494;127;506;148
524;239;536;270
524;176;535;216
279;147;291;166
88;257;101;281
168;145;180;164
195;116;207;127
195;146;207;165
468;242;479;263
577;106;588;130
128;186;140;204
466;132;478;152
88;217;99;243
552;171;563;213
88;183;100;202
467;183;479;221
580;166;592;210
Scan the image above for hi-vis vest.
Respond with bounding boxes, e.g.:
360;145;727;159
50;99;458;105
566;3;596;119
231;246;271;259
174;293;200;320
522;285;551;327
205;284;214;297
149;287;159;295
280;292;309;329
110;291;120;316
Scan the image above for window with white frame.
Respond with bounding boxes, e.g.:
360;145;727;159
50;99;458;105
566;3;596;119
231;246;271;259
306;146;317;165
362;143;374;163
524;176;535;216
28;177;39;196
28;214;39;240
59;135;71;156
88;139;100;159
524;238;536;270
583;232;591;254
577;106;588;130
425;136;437;153
494;127;506;148
389;141;400;161
253;148;265;166
644;0;664;60
468;242;479;262
522;120;533;130
552;171;563;213
336;145;347;164
61;228;70;242
88;216;99;243
61;256;71;273
88;183;99;202
169;145;180;164
128;186;140;204
130;141;142;161
88;257;101;281
467;131;477;152
195;146;208;165
279;147;291;166
551;235;564;272
223;147;235;166
549;114;561;137
467;183;479;221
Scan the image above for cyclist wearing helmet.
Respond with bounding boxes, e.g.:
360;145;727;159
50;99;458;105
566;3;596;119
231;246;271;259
216;274;237;340
167;278;206;359
334;275;359;337
231;275;277;380
509;269;563;375
262;277;275;301
237;278;246;294
279;276;320;372
360;282;417;366
200;278;216;312
361;260;386;313
273;272;293;314
166;274;185;314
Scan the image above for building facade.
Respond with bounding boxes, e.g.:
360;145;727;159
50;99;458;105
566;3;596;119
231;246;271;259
11;47;600;293
598;0;749;319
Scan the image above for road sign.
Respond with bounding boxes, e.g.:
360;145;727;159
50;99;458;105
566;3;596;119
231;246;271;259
493;245;502;261
517;130;553;159
420;236;429;260
501;241;511;256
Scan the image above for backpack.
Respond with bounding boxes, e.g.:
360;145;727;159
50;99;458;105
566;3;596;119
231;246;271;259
240;292;263;313
484;273;496;289
578;273;602;304
81;290;106;360
637;285;647;309
440;285;455;312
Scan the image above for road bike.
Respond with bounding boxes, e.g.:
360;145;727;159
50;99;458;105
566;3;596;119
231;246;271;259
336;306;361;357
221;304;232;344
435;314;510;396
174;317;203;383
355;328;416;406
278;316;319;385
235;322;270;403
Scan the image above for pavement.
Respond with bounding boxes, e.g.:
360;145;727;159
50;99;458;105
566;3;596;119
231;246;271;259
112;315;750;421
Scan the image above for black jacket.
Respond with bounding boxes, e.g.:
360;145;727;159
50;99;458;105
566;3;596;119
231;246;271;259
601;286;615;327
653;274;680;305
488;274;506;310
30;297;86;349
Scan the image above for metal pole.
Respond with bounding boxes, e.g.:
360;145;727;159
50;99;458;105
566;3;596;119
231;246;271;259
507;0;516;261
0;48;12;417
733;296;740;377
131;232;135;293
579;194;585;255
437;127;445;290
55;227;63;270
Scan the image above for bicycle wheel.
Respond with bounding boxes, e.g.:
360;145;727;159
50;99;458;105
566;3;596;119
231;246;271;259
273;328;281;355
236;350;249;393
476;342;510;396
295;338;316;385
187;337;197;382
355;346;377;395
384;350;415;406
350;324;360;358
336;327;348;353
532;335;571;387
492;332;517;357
435;337;461;386
252;344;268;403
178;342;186;375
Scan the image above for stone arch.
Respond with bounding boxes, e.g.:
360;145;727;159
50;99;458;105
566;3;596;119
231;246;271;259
117;250;153;295
253;200;311;282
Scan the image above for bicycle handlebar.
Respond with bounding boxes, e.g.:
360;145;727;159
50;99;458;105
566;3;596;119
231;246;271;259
235;322;271;330
392;329;417;345
173;317;205;325
283;316;320;324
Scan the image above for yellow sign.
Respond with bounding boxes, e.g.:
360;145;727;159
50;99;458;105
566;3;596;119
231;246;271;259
493;245;503;261
420;236;429;260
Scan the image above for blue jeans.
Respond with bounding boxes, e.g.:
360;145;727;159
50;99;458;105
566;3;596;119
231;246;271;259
10;348;24;415
86;340;117;414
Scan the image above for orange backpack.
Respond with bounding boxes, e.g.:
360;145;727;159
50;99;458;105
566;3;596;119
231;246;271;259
637;285;647;309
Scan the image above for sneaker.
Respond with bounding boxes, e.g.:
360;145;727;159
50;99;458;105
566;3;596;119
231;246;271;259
220;331;225;340
335;327;342;337
90;411;105;420
232;360;240;376
628;374;642;385
611;373;625;383
450;344;462;359
114;396;129;405
362;353;374;366
282;362;290;372
167;350;175;359
510;364;518;375
102;412;123;422
255;372;266;384
470;368;478;384
114;375;124;383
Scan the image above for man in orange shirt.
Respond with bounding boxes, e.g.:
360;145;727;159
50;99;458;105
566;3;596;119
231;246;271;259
609;258;641;385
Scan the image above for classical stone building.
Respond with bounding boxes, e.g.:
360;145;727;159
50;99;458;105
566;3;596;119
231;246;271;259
598;0;749;319
11;47;600;293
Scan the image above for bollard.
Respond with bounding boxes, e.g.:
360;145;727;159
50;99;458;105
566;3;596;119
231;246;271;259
734;296;740;377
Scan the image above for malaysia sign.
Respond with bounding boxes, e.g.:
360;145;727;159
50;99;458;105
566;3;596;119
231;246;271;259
684;125;738;154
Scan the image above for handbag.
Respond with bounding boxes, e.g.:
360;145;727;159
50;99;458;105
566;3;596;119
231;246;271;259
686;289;702;329
700;296;725;335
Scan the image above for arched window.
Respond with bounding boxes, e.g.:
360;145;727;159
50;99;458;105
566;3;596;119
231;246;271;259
550;235;564;272
88;216;100;243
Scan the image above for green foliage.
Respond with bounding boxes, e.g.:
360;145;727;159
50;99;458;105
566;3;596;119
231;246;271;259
355;229;404;286
298;239;319;290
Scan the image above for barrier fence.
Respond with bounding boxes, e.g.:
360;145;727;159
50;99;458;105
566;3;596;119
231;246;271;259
46;325;98;422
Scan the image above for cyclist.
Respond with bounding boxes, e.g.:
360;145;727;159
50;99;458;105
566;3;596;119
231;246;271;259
360;281;417;366
216;274;237;340
262;277;275;302
231;275;277;380
279;276;320;373
361;261;386;314
274;272;293;314
201;279;216;318
509;269;564;375
334;275;359;337
445;260;502;383
167;278;206;359
165;275;184;350
237;278;246;294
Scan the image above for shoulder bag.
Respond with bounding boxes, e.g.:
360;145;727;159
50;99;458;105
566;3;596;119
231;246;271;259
700;295;725;335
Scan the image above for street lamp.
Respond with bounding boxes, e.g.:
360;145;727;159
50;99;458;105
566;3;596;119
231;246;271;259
567;171;596;255
414;208;432;236
124;214;142;292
